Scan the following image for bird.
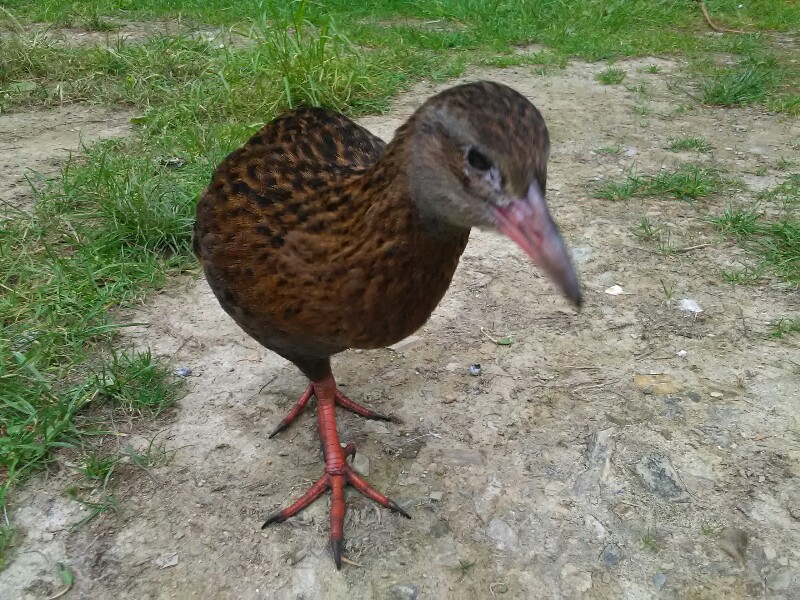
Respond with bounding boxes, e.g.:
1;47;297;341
193;80;582;569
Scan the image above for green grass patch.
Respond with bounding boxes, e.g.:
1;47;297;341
667;137;712;153
596;66;626;85
0;139;190;506
595;145;622;155
701;59;774;106
596;165;722;201
770;318;800;339
712;175;800;284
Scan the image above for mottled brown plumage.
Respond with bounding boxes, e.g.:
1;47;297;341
194;81;581;568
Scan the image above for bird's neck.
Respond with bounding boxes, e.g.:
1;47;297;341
351;128;469;241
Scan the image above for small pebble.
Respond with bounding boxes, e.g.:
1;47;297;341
390;584;419;600
469;364;482;376
349;453;370;477
491;583;509;594
764;546;777;561
175;366;192;378
652;573;667;590
429;491;443;502
766;570;792;591
600;543;623;567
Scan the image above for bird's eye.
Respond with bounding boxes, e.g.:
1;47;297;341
466;148;492;171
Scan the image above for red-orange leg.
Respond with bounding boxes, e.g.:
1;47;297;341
262;376;410;569
269;384;390;438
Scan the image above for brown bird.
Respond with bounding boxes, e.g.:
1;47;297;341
193;81;581;568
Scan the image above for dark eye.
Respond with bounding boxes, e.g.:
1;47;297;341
467;148;492;171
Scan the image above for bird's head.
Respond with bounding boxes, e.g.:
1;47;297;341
404;81;582;307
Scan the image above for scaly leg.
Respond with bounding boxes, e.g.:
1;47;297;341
268;383;390;438
262;376;409;569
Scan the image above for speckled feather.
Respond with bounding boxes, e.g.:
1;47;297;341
194;82;550;380
194;107;471;377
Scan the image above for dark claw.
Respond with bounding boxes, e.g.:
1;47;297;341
261;511;286;528
388;501;411;519
331;539;342;570
372;412;393;423
268;421;289;439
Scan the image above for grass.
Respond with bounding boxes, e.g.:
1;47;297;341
596;66;626;85
667;137;712;153
0;0;799;569
699;51;797;113
595;146;622;155
633;217;684;255
770;318;800;339
641;533;660;553
596;165;722;201
712;175;800;284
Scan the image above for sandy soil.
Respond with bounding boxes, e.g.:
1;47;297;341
2;57;799;599
0;105;133;212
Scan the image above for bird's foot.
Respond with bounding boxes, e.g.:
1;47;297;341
269;384;390;438
263;377;409;569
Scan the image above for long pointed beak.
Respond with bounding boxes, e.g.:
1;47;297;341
491;181;583;307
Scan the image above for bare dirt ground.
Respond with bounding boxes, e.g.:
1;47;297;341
2;57;800;599
0;104;133;212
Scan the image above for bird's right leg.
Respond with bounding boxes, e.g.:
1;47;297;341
268;384;390;438
262;376;409;569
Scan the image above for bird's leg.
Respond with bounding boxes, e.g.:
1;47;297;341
269;383;390;438
262;376;410;569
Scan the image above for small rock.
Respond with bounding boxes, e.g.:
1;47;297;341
491;583;509;594
652;573;667;591
349;453;370;477
718;527;748;562
685;391;701;402
487;517;518;550
469;364;482;376
572;427;617;496
600;544;623;567
429;520;450;538
390;584;419;600
624;146;638;156
174;367;192;378
604;284;625;295
764;546;777;561
439;448;483;467
585;515;608;540
154;552;179;569
709;391;723;399
429;491;443;502
388;335;424;352
634;374;682;396
560;564;592;592
766;570;793;591
678;298;703;314
635;453;689;501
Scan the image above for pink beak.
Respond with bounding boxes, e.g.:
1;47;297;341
492;181;582;307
